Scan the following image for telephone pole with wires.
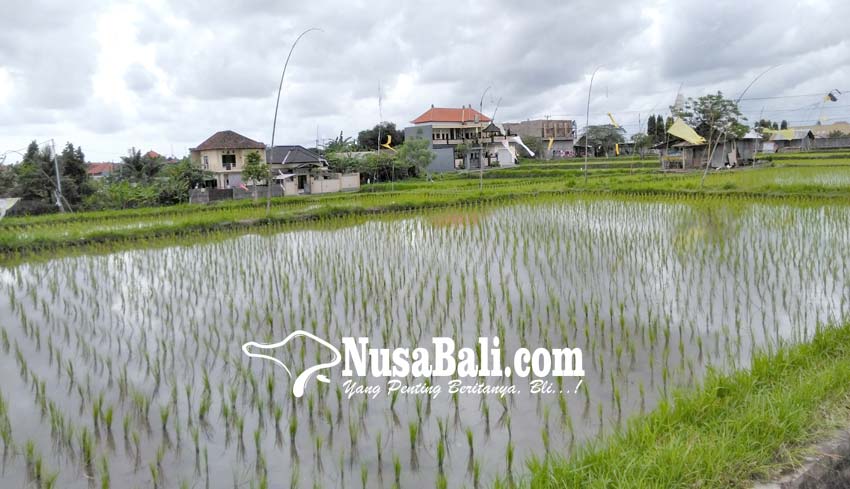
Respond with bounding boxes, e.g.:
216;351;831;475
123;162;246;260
1;138;69;212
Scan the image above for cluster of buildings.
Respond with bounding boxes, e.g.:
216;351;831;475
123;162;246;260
658;121;850;170
188;130;359;200
175;106;579;200
84;102;850;198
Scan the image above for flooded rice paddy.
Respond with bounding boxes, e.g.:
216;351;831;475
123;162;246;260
0;196;849;488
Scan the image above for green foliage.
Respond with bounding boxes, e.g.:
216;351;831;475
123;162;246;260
646;114;671;144
241;151;268;186
395;139;435;176
59;143;92;205
13;141;56;204
325;152;361;174
630;133;653;157
161;157;211;202
674;91;748;142
357;122;404;150
579;125;626;157
84;181;161;210
322;132;355;153
119;148;162;183
362;151;401;182
527;322;850;488
754;119;780;131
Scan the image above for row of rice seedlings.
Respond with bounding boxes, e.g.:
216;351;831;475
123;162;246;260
0;197;848;486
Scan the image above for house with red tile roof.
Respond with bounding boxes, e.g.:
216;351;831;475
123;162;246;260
86;162;121;179
404;105;532;172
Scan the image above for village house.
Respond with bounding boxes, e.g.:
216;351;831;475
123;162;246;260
85;162;121;179
767;129;815;153
503;119;576;158
266;145;359;195
187;132;359;203
189;130;266;189
403;105;534;173
659;131;762;169
144;150;180;165
763;122;850;152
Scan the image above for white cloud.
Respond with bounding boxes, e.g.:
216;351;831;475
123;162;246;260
1;0;849;161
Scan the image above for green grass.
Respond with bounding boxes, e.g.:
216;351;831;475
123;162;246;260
4;159;850;260
523;323;850;488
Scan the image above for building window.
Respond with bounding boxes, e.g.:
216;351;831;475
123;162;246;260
202;155;209;169
222;154;236;170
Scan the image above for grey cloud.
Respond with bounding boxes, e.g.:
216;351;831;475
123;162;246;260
2;0;850;159
0;1;99;111
125;64;156;93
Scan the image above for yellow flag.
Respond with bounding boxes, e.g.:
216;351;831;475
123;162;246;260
547;138;554;151
607;113;620;128
667;118;706;145
615;143;620;156
381;134;397;152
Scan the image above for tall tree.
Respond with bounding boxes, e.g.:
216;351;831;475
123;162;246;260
322;131;355;154
780;120;788;130
120;148;162;183
675;91;748;184
156;157;212;204
357;122;404;151
241;151;269;201
647;116;657;143
656;115;666;143
395;139;435;177
581;125;625;157
14;141;56;205
59;143;91;205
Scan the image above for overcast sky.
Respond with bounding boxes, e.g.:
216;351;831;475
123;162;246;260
1;0;849;163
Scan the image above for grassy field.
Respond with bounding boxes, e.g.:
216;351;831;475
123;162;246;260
521;322;850;489
3;153;850;259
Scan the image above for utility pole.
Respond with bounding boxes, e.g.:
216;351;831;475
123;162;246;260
50;139;64;212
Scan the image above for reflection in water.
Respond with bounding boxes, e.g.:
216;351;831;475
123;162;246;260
0;198;848;488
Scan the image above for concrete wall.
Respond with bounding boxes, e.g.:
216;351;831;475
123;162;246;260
309;173;360;194
340;173;360;190
548;139;575;158
406;124;462;173
190;186;285;204
232;185;283;200
405;125;432;144
429;147;457;172
189;188;234;204
504;119;574;139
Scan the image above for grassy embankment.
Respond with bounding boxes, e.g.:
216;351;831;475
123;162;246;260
2;152;850;259
521;322;850;488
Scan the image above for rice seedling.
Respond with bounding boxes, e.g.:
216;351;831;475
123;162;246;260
1;193;849;487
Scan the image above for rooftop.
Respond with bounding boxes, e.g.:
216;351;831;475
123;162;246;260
192;130;265;151
411;106;491;124
266;145;327;166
